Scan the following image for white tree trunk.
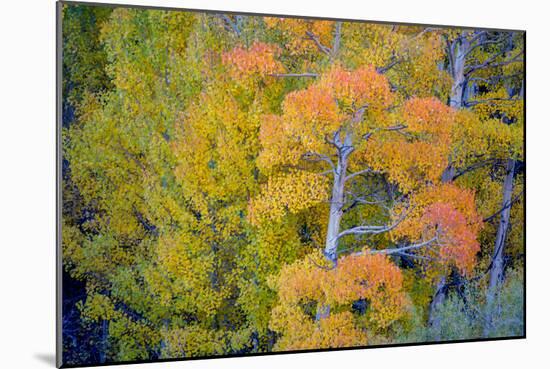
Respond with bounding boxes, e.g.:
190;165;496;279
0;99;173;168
323;104;363;266
449;33;470;109
428;276;447;339
428;33;471;332
324;137;351;265
484;158;516;336
428;33;470;334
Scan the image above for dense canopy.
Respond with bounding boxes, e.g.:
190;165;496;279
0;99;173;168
61;4;525;366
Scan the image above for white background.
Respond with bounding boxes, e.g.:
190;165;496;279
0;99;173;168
0;0;546;368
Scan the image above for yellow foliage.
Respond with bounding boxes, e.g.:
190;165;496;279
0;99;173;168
269;251;410;350
264;17;335;56
161;326;225;358
248;170;329;226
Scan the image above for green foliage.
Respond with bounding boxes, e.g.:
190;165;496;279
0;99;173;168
403;269;525;342
62;5;113;108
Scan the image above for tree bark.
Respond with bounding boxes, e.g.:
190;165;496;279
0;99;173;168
484;158;516;336
428;32;471;332
99;319;108;364
324;134;351;265
331;21;342;61
315;304;331;321
323;108;364;266
427;276;447;339
449;32;470;109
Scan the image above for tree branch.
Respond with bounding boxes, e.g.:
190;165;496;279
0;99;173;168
466;50;524;76
464;34;507;58
305;31;332;55
414;27;438;39
342;193;386;214
376;57;403;74
382;124;408;131
464;97;522;107
452;158;498;180
483;191;523;223
302;151;337;173
368;235;440;256
468;73;523;85
337;208;409;240
345;168;379;182
218;15;241;37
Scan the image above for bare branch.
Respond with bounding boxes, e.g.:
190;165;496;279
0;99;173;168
452;158;498;180
466;50;524;76
371;236;440;255
337;208;409;240
345;168;379;182
464;97;522;107
376;57;403;74
468;30;489;46
302;151;337;173
465;34;507;58
382;124;408;131
468;73;523;85
325;127;343;149
218;15;241;37
307;254;336;271
414;27;438;39
350;235;439;257
337;225;392;238
396;251;438;261
305;31;332;55
342;192;386;214
483;191;523;223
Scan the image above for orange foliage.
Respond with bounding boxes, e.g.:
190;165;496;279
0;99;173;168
365;97;455;192
221;41;283;81
319;65;394;112
282;84;343;135
269;252;410;350
402;97;455;141
422;203;480;275
393;183;483;278
257;64;394;173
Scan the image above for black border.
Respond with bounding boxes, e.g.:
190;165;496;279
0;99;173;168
56;1;527;368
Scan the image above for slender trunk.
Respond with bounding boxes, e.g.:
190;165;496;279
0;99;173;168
331;22;342;61
315;304;331;321
324;154;349;265
428;276;447;339
441;166;456;182
320;110;364;323
99;319;108;363
449;33;470;109
428;32;471;330
324;133;353;265
484;73;522;336
484;158;515;336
